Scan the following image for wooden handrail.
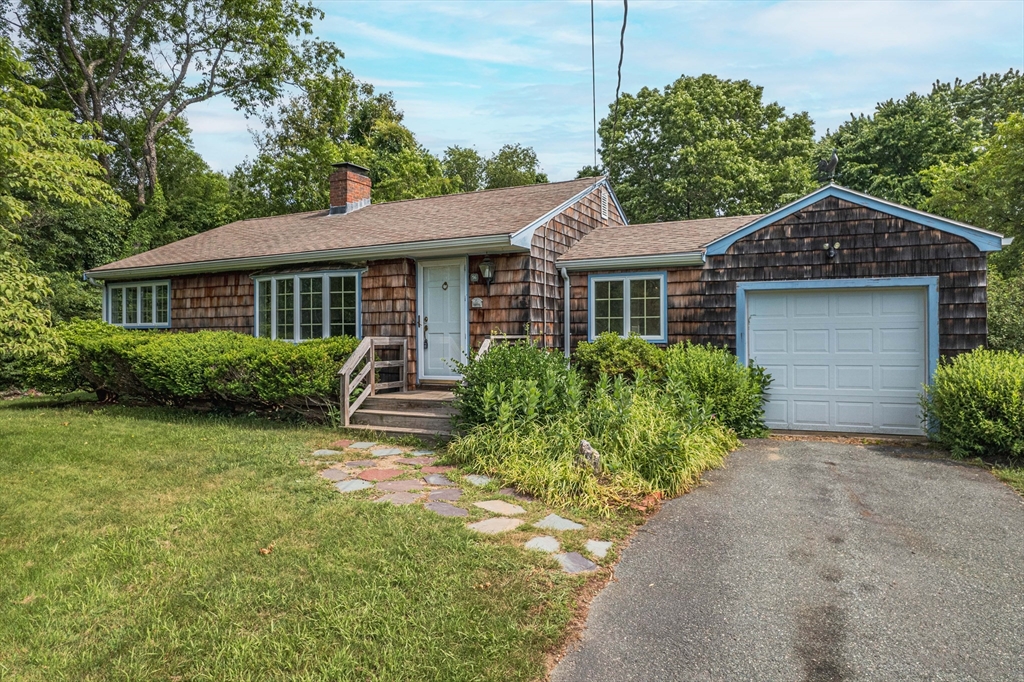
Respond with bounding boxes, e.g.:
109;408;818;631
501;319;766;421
338;336;407;427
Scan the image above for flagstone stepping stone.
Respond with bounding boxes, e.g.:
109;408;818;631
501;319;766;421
585;540;613;559
427;488;462;502
345;459;378;468
499;487;534;501
467;517;524;534
375;492;420;505
330;439;353;449
554;552;598;574
411;449;434;456
421;465;454;474
424;501;468;517
474;500;526;516
423;473;454;486
312;449;341;457
350;442;377;449
357;468;404;482
534;514;585;531
335;479;374;493
394;457;435;466
376;479;426;493
319;469;349;482
524;536;561;553
370;447;404;457
464;474;492;487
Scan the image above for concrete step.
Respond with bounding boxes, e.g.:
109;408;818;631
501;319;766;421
350;408;453;433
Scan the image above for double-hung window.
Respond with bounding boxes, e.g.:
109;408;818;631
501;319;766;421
254;271;360;341
105;281;171;328
588;272;667;343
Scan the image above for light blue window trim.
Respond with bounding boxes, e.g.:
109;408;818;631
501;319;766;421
587;271;668;344
735;276;940;384
252;270;362;341
104;279;172;328
705;184;1005;256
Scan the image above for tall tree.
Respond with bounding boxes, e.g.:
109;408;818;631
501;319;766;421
599;74;816;223
8;0;342;203
442;145;485;192
484;143;548;189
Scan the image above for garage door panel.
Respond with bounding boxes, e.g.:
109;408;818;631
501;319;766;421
748;287;927;435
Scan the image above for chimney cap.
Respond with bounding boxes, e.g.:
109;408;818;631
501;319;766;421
331;162;370;176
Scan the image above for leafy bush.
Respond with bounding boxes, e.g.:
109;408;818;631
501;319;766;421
664;343;772;438
988;271;1024;352
451;340;572;428
32;320;360;417
922;348;1024;460
572;332;666;385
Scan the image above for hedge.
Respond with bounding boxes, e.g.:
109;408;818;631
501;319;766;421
33;320;360;416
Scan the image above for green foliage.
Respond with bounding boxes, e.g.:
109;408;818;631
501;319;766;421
664;343;772;438
922;348;1024;460
600;73;816;222
451;340;573;429
572;332;666;385
484;143;549;189
987;271;1024;352
35;321;360;417
442;145;486;192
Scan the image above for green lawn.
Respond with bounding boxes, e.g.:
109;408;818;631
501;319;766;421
994;466;1024;496
0;399;604;681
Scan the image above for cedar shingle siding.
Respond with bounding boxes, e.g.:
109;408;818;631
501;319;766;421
170;272;254;333
569;196;988;358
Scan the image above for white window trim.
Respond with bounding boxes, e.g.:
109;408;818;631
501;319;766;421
587;272;668;343
252;270;362;341
105;280;171;328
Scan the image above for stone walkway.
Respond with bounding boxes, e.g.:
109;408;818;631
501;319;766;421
310;439;612;574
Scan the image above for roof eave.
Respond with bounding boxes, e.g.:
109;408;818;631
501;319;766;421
557;251;706;271
509;178;620;249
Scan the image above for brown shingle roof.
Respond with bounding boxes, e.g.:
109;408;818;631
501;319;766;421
557;214;762;263
89;177;601;275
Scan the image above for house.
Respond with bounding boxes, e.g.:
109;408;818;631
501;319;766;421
86;163;1009;436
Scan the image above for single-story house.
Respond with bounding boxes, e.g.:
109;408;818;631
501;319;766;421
86;163;1010;435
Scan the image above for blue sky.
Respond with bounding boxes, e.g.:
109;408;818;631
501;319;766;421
188;0;1024;181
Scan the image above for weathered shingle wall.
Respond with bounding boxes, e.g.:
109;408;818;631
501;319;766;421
170;272;253;333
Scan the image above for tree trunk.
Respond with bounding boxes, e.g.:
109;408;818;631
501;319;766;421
143;132;159;199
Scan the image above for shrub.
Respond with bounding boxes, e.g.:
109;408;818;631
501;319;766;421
572;332;666;385
988;271;1024;352
32;320;360;417
663;342;771;438
922;348;1024;460
451;340;572;429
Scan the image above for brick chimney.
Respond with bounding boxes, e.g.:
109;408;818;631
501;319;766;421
329;162;371;215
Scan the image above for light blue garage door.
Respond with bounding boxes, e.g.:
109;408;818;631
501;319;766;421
747;287;928;435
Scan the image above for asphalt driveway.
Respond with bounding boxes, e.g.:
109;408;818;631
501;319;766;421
552;439;1024;681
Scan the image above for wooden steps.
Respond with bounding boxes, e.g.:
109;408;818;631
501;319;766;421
348;390;456;441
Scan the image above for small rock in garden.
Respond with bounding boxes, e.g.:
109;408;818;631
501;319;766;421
576;439;602;475
312;449;341;457
524;536;561;554
474;500;526;516
375;492;420;506
499;487;533;502
534;514;584;531
421;465;454;474
370;447;404;457
357;468;404;482
411;449;434;456
394;457;435;466
427;488;462;502
319;469;349;482
585;540;613;559
423;473;454;486
464;474;492;487
345;459;378;468
349;442;377;450
424;502;468;517
467;517;524;534
334;479;374;493
376;479;426;493
329;439;353;449
554;552;598;574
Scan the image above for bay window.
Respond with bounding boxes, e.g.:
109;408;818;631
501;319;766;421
588;272;667;343
254;271;360;341
105;281;171;328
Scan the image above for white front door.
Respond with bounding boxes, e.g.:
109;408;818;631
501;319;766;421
418;259;467;379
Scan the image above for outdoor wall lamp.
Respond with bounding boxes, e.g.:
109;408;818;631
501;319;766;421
479;257;494;291
824;241;840;259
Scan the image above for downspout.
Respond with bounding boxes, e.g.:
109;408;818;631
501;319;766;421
560;267;571;359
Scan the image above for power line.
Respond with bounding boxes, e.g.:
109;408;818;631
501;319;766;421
612;0;628;139
590;0;597;168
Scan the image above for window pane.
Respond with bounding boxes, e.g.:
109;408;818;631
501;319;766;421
258;280;272;338
593;280;624;336
330;275;358;337
629;278;661;337
110;288;123;325
125;287;138;324
299;276;323;340
276;278;294;340
141;286;154;324
155;285;169;324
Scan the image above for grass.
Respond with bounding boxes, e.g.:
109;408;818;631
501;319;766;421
994;466;1024;496
0;398;639;681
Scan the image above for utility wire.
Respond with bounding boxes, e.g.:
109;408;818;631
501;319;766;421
611;0;628;139
590;0;597;168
